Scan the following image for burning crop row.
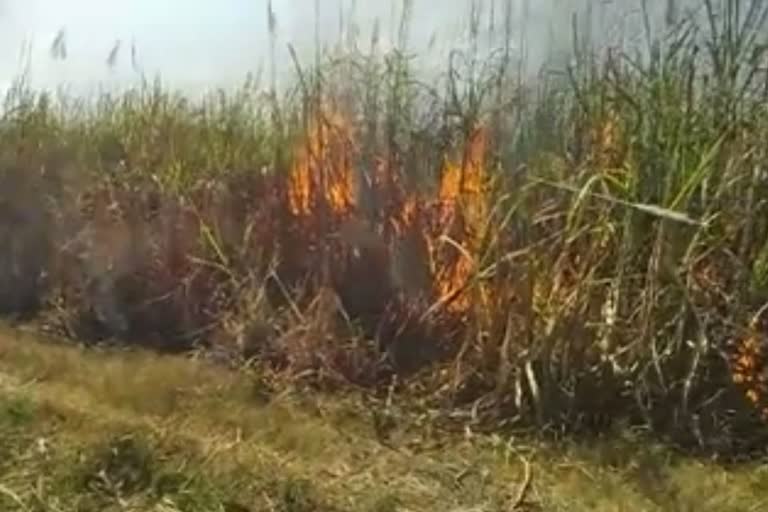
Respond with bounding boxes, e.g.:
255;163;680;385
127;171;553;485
282;103;491;321
2;1;768;451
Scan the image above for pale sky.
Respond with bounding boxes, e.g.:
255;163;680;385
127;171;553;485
0;1;672;97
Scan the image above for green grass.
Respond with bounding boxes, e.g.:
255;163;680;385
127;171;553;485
1;326;767;512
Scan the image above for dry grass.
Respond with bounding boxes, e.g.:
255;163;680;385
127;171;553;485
1;325;767;512
1;0;768;458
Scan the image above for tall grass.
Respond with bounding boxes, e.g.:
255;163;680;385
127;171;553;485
1;0;768;455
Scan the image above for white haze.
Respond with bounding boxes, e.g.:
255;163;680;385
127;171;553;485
0;0;704;97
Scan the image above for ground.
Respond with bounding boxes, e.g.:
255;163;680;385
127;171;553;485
0;324;766;512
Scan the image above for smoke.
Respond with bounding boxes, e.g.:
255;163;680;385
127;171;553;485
0;0;708;96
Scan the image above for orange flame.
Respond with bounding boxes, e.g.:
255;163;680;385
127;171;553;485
433;126;490;314
288;160;311;216
730;308;768;420
286;103;491;318
288;108;357;217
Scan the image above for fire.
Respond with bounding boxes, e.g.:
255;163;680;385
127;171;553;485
287;108;357;217
285;104;491;319
287;160;311;216
730;308;768;420
433;126;490;314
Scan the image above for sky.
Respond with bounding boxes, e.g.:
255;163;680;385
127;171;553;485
0;1;678;97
